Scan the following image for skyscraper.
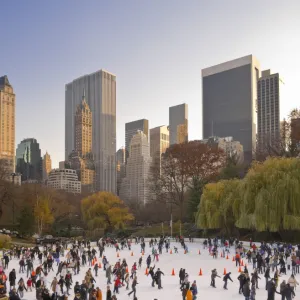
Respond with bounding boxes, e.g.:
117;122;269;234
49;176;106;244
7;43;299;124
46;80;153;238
257;70;281;151
42;151;52;181
120;131;152;205
16;138;42;181
150;125;169;170
202;55;260;162
116;147;125;196
125;119;149;162
169;104;188;145
0;76;15;173
75;90;92;157
69;92;95;192
65;70;116;192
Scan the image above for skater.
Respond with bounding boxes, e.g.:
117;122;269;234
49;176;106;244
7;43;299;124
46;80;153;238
210;269;220;288
191;280;198;300
223;272;233;290
106;285;112;300
242;278;251;300
287;274;299;296
128;275;137;298
9;269;16;290
148;266;156;287
179;268;185;285
154;268;164;289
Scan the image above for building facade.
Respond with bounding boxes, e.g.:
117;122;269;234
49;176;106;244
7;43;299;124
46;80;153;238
150;125;169;170
47;168;81;193
169;104;188;145
68;92;95;192
116;147;126;196
42;152;52;181
202;55;260;162
0;76;15;173
65;70;116;192
201;136;244;164
16;138;42;181
125;119;149;162
120;131;152;205
257;70;281;152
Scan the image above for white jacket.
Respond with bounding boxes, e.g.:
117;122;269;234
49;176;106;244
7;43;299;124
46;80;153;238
288;277;299;287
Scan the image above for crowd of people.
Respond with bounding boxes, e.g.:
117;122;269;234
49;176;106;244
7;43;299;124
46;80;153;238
206;237;300;300
0;236;298;300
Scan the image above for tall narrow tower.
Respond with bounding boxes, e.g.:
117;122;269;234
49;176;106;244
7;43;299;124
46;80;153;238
75;90;92;156
42;152;52;181
0;76;15;173
257;70;281;152
69;90;95;192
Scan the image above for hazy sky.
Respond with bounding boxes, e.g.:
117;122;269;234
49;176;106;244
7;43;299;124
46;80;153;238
1;1;300;167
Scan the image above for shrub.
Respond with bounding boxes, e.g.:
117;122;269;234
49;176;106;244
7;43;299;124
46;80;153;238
0;234;12;249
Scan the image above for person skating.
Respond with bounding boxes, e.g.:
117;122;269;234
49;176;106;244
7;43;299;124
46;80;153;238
250;285;256;300
146;255;151;269
266;278;280;300
287;274;298;296
210;269;220;288
148;266;156;287
138;257;142;269
113;275;121;294
264;267;271;290
242;278;251;300
127;275;137;298
154;268;164;289
106;264;112;285
223;272;233;290
251;270;260;289
179;268;185;285
96;287;102;300
186;287;193;300
94;263;99;277
9;269;16;290
191;280;198;300
17;278;27;298
282;283;295;300
8;288;20;300
124;273;130;290
65;271;73;295
26;277;32;292
279;280;286;300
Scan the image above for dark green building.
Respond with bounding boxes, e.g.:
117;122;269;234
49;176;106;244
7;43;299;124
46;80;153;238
16;138;42;181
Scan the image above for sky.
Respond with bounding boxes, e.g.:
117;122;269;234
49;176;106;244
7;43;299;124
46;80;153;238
1;0;300;167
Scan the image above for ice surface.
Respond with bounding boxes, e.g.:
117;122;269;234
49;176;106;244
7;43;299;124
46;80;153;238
5;241;297;300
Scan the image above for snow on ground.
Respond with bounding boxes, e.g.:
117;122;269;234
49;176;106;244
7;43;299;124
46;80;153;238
5;241;297;300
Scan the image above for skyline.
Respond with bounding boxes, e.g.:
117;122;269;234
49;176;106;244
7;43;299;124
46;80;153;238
1;1;300;167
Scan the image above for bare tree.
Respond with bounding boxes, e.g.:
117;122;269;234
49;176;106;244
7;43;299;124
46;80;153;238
148;141;226;221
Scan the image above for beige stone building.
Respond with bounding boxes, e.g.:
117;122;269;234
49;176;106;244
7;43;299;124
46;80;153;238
69;91;95;192
47;168;81;193
75;91;92;157
150;125;169;170
169;103;188;145
120;131;152;205
201;136;244;164
42;151;52;181
116;147;125;196
176;121;188;144
0;76;15;173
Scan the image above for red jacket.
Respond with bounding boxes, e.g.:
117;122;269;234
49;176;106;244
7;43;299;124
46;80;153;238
114;278;121;287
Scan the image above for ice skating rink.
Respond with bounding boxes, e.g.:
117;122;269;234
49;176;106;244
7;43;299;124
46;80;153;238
5;241;297;300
